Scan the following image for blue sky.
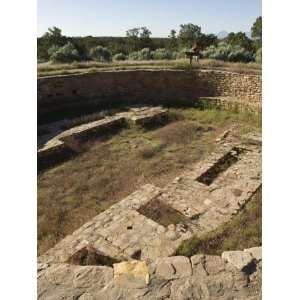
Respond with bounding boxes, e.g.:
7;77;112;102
38;0;261;37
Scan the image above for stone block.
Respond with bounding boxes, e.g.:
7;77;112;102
155;256;192;279
113;260;149;289
244;246;262;261
222;250;254;270
204;255;226;275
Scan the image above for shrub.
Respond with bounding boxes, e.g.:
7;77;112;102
171;51;179;59
228;47;254;62
128;51;139;60
255;48;262;64
113;53;127;61
89;46;112;62
139;48;152;60
47;45;60;57
152;48;173;60
203;42;254;63
50;42;80;63
176;48;188;59
128;48;152;60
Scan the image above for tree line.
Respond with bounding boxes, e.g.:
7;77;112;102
37;17;261;64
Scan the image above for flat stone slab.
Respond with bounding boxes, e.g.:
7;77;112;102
57;115;126;142
244;246;262;261
222;250;254;270
155;256;192;279
113;260;149;289
37;106;169;170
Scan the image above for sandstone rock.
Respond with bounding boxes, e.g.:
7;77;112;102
156;225;166;234
191;255;207;277
216;130;230;142
232;188;243;197
93;281;126;300
155;256;192;280
167;224;176;231
244;246;262;261
205;272;234;298
170;276;210;300
113;260;149;289
222;250;254;270
78;292;94;300
165;230;180;241
174;176;182;183
204;255;226;275
204;198;212;206
176;222;188;233
73;265;113;289
37;263;49;273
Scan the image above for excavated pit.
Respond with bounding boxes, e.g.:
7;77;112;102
138;198;190;228
67;245;120;267
197;147;246;185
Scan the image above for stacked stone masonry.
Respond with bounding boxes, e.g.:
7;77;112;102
38;106;168;170
38;69;262;122
38;132;262;299
38;138;261;265
37;69;262;299
38;246;262;299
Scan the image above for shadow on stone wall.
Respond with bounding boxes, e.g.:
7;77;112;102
38;70;261;124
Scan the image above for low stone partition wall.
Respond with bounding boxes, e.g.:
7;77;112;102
38;133;262;299
38;139;261;264
38;107;168;171
37;139;75;171
37;69;261;123
38;246;262;299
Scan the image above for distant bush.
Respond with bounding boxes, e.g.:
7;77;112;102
171;51;179;59
203;42;254;63
47;45;60;57
139;48;152;60
113;53;127;61
255;48;262;64
151;48;173;60
89;46;112;62
228;47;254;63
50;42;80;63
176;48;188;59
128;51;139;60
129;48;152;60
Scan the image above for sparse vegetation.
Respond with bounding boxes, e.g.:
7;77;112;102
50;42;80;63
89;45;112;62
255;48;262;64
113;53;127;61
37;59;261;77
203;42;254;62
151;48;174;60
38;107;261;255
38;17;262;65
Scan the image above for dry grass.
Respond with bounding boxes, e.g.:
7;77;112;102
175;187;262;257
37;108;261;255
37;59;261;77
